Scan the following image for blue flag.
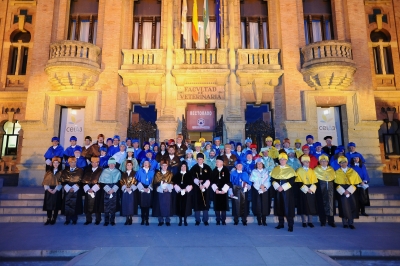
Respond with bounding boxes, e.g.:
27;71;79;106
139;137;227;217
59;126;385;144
215;0;221;48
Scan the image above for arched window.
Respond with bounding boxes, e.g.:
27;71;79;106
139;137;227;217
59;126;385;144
8;31;31;76
1;121;21;157
371;30;393;75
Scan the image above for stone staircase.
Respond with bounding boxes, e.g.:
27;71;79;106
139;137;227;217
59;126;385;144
0;186;399;224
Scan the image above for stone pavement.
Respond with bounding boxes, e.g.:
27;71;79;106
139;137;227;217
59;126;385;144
1;221;400;265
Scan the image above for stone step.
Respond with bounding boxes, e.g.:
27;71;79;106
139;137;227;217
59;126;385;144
0;199;43;207
1;213;399;223
0;193;44;200
368;193;400;200
1;205;398;215
369;199;400;206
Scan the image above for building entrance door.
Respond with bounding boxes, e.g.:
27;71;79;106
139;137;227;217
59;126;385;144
59;107;85;148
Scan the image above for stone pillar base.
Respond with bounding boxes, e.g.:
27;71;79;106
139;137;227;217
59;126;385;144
224;121;246;143
156;120;178;142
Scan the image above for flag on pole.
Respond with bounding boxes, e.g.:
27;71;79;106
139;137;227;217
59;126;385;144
215;0;221;48
203;0;210;45
181;0;188;43
192;0;199;43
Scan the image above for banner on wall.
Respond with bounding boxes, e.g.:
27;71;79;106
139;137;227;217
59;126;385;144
317;107;342;146
60;108;85;148
186;104;215;131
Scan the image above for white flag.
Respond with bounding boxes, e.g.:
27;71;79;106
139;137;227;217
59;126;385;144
181;0;188;41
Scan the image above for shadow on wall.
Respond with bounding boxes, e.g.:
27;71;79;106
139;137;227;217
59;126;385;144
18;152;44;187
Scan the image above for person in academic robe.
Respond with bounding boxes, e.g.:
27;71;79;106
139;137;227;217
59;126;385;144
99;146;110;168
138;142;151;164
60;157;83;225
73;147;88;169
99;157;121;226
305;135;316;155
222;143;237;171
295;155;318;228
185;149;197;170
330;146;345;170
299;145;318;169
135;159;155;225
242;138;252;153
81;136;94;163
261;136;279;160
314;155;337;227
279;138;291;154
294;139;304;158
230;161;252;226
44;137;64;172
126;137;132;149
189;153;212;226
232;142;246;162
81;156;103;225
350;154;370;217
42;157;63;225
322;136;337;159
172;162;193;226
155;142;167;163
112;141;127;168
193;142;203;160
107;135;121;157
261;149;276;172
119;147;140;172
132;139;142;160
175;134;188;159
90;134;107;157
120;160;138;225
212;137;224;156
205;150;217;170
250;144;261;160
203;142;212;159
243;153;255;215
313;142;328;161
335;156;363;229
270;153;297;232
152;160;174;226
164;145;181;175
345;142;366;163
63;136;81;168
211;156;231;225
149;137;156;150
140;150;158;171
250;158;271;226
286;148;302;171
152;143;159;158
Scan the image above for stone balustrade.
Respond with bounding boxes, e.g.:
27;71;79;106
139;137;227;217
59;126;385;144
174;49;227;65
48;40;101;69
301;40;353;68
300;40;356;90
122;49;164;66
237;49;281;70
45;40;101;90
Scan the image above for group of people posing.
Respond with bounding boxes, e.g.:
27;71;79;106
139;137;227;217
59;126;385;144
42;133;370;232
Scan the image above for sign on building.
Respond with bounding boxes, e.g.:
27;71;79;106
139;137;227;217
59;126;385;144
186;104;215;131
317;107;342;145
60;108;85;148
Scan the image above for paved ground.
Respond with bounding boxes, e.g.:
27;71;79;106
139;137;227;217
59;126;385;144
0;222;400;265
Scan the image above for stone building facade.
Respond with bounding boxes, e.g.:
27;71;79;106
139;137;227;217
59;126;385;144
0;0;399;185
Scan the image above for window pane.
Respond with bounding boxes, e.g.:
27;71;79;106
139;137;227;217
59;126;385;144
7;136;17;148
21;47;28;75
156;22;161;49
69;20;77;40
93;20;98;45
3;121;14;134
241;22;246;48
304;20;309;45
209;22;216;49
197;22;205;49
8;47;18;75
249;22;259;49
142;22;152;49
373;47;382;74
325;20;331;40
312;20;322;42
263;22;268;49
383;47;394;74
13;121;21;135
133;22;139;49
2;135;7;156
182;22;192;48
79;21;90;42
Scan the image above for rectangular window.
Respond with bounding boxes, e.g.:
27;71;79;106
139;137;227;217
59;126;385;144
8;47;18;75
304;16;333;44
240;19;268;49
373;47;382;74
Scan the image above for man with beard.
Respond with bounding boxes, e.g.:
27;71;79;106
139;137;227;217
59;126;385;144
189;153;212;226
175;134;188;159
81;157;103;225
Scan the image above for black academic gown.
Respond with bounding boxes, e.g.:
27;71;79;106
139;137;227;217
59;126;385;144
211;166;231;212
81;167;103;214
335;184;360;220
189;164;212;211
152;171;174;217
60;168;84;216
296;182;318;215
271;176;296;218
172;172;193;217
42;170;62;211
120;171;138;216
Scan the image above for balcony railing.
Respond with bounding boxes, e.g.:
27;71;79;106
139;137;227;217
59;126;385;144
174;49;227;65
237;49;281;69
122;49;163;65
301;40;353;68
48;40;101;69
